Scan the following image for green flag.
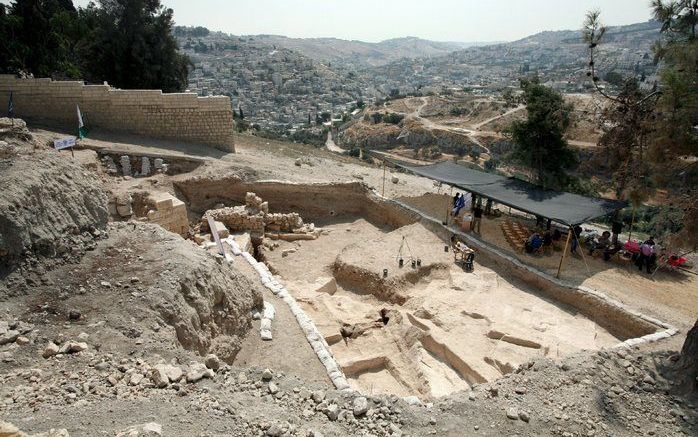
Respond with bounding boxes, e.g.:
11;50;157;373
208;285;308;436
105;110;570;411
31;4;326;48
77;105;88;139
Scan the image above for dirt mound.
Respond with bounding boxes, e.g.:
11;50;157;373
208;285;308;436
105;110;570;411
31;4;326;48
0;117;33;144
1;221;263;363
333;223;450;303
0;125;108;275
123;222;264;361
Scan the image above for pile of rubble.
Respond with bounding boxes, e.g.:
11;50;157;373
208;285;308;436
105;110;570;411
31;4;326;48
199;192;317;241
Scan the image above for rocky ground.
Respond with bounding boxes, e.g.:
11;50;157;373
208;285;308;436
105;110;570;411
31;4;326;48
1;119;696;436
1;325;696;436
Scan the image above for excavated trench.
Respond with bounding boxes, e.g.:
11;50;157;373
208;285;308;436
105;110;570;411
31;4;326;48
173;177;667;400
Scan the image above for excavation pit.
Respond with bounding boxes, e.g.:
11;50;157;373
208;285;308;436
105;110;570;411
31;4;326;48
179;180;669;400
261;216;645;400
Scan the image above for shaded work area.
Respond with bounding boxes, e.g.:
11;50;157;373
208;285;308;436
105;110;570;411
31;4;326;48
377;156;629;278
388;160;627;227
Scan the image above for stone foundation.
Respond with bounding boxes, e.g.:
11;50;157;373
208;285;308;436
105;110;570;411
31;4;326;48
201;192;312;238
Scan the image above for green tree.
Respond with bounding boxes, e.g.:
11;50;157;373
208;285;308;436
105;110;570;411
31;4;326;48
648;10;698;248
603;70;625;87
502;88;517;107
583;11;661;203
0;0;83;77
370;112;383;124
80;0;190;92
651;0;697;42
0;0;190;92
595;79;657;200
584;8;697;248
383;113;404;124
505;78;577;188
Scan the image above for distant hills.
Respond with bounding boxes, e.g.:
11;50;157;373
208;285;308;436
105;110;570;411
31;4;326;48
509;20;661;49
245;35;496;67
366;20;662;92
176;19;664;127
176;20;660;74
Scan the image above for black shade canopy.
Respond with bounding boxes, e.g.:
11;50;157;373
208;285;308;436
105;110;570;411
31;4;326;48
384;158;627;226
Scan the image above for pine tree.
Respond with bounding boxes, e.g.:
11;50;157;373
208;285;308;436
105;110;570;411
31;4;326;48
506;77;577;189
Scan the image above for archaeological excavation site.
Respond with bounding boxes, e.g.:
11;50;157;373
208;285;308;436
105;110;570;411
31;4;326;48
0;77;695;437
167;176;674;401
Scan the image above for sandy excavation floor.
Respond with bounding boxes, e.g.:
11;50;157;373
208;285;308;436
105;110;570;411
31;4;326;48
262;219;619;401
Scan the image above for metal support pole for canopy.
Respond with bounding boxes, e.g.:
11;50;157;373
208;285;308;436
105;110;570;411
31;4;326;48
627;206;636;242
556;228;573;278
445;186;453;225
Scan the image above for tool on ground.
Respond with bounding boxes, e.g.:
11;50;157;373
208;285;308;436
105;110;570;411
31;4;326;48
396;236;415;267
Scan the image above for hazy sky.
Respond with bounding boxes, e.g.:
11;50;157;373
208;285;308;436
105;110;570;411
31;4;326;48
66;0;653;42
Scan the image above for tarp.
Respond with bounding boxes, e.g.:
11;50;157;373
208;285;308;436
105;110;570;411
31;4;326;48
385;158;627;226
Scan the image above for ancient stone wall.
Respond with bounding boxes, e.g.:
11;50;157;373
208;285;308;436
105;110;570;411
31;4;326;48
0;75;235;152
174;179;416;229
201;192;309;237
145;193;190;237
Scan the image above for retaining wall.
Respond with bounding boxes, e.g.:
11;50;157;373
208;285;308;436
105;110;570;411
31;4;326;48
174;179;417;229
0;75;235;152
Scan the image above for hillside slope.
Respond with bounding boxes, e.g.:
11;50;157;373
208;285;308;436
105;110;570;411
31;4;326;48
251;35;481;66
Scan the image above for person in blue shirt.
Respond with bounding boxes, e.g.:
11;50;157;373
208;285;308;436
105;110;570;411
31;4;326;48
452;193;466;217
525;232;543;253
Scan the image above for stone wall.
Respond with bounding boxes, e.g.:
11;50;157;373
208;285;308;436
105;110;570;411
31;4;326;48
145;192;189;237
201;192;309;237
0;75;235;152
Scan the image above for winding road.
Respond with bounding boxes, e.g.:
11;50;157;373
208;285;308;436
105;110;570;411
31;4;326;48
326;131;344;153
405;97;597;151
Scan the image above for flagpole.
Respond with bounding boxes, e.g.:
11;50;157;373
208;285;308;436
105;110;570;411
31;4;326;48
8;90;14;126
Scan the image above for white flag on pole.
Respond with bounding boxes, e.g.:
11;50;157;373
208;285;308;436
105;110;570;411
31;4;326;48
77;105;87;139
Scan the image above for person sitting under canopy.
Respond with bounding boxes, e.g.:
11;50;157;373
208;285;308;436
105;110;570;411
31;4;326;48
525;232;543;254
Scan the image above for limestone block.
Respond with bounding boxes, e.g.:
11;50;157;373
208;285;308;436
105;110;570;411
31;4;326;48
120;155;131;177
313;277;337;295
145;192;188;236
117;204;133;217
140;157;150;176
263;302;276;320
235;233;252;253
